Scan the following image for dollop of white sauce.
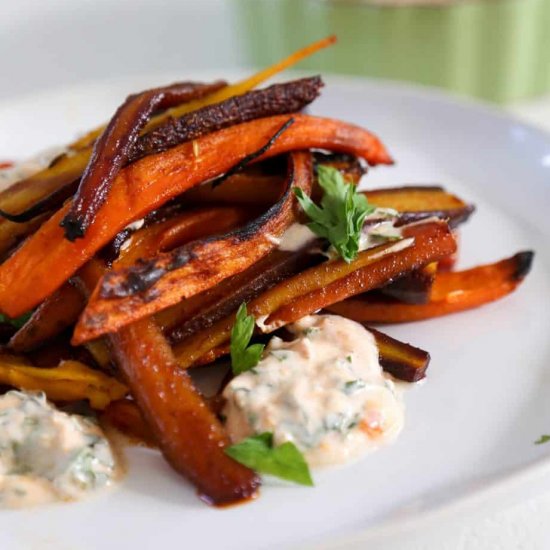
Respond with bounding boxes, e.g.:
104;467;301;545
0;391;119;508
278;223;318;252
223;315;404;467
0;147;66;191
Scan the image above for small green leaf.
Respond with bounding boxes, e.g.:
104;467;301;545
230;303;265;375
535;435;550;445
225;432;314;486
343;379;366;395
294;166;375;263
0;311;32;329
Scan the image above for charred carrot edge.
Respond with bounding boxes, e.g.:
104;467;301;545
380;262;437;305
72;151;314;343
172;220;456;368
9;283;85;353
369;327;430;382
264;220;457;328
0;114;390;318
159;247;323;345
71;35;337;152
326;251;534;323
79;259;260;505
62;82;230;241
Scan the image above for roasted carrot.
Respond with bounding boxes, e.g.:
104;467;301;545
363;186;474;228
0;114;391;318
380;262;437;304
327;251;534;323
73;151;313;343
101;399;157;447
62;82;232;240
184;152;364;208
77;259;260;505
9;282;85;353
116;206;254;268
0;355;127;410
111;318;260;505
70;35;336;151
264;221;457;328
370;328;430;382
0;35;336;228
159;247;322;345
173;220;456;368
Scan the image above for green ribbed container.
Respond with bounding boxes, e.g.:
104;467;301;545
235;0;550;103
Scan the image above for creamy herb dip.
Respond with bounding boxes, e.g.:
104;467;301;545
0;147;66;191
0;391;119;508
223;315;404;467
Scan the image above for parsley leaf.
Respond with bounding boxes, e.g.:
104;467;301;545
535;435;550;445
0;312;32;329
294;165;375;263
225;432;314;486
230;303;265;375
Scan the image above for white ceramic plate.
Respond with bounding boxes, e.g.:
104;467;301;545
0;74;549;550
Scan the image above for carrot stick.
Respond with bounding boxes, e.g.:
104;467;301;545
326;251;534;323
73;152;313;343
0;114;391;318
172;220;456;368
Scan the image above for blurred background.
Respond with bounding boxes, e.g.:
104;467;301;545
2;0;550;105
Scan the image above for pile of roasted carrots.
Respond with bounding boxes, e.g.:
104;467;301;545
0;36;533;506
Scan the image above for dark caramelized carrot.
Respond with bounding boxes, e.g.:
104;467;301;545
264;220;457;328
327;251;534;323
172;221;456;369
61;81;228;241
110;317;260;505
9;282;85;352
73;151;314;343
369;327;430;382
0;114;392;319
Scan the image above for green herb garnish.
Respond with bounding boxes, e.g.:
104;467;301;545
343;379;366;395
0;312;32;329
294;165;375;263
230;303;265;375
225;432;313;486
535;435;550;445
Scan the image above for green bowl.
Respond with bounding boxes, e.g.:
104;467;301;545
235;0;550;104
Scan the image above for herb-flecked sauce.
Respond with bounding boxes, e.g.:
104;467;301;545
223;315;404;467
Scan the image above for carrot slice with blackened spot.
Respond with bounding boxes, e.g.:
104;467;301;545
72;151;314;343
61;81;228;241
326;251;534;323
110;317;260;505
0;114;391;318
